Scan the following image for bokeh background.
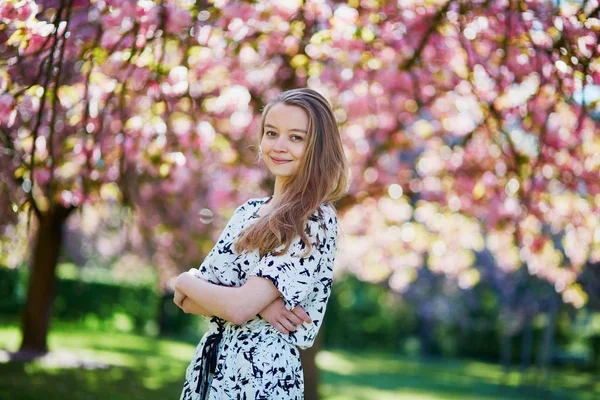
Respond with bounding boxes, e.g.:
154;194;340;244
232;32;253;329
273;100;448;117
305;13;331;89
1;0;599;399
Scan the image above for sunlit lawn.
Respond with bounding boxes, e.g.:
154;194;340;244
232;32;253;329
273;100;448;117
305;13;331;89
317;351;599;400
0;321;598;400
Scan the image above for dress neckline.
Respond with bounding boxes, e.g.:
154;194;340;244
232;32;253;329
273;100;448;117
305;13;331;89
251;196;273;219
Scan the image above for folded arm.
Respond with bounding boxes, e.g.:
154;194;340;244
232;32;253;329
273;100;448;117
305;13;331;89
174;272;281;325
175;278;312;334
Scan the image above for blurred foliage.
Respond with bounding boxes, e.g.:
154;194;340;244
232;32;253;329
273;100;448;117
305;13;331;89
0;266;207;341
325;274;416;352
324;274;600;370
2;265;599;369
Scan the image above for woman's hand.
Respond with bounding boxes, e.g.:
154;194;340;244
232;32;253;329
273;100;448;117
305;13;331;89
173;287;187;309
259;297;312;334
172;271;213;316
174;271;194;308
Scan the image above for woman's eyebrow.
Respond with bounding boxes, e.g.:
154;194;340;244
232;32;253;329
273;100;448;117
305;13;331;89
264;123;307;134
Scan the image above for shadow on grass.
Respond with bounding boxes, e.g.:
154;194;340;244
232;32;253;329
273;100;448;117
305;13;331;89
0;322;194;400
0;362;185;400
317;350;599;400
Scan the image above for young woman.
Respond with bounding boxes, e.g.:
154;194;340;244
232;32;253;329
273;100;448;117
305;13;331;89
174;88;349;399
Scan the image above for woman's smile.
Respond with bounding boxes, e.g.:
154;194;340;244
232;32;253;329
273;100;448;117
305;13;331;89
271;156;292;164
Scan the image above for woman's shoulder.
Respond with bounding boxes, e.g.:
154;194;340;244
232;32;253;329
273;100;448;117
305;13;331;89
304;203;338;251
309;202;337;221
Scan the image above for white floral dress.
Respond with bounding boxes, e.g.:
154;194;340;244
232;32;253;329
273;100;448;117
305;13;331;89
179;196;338;400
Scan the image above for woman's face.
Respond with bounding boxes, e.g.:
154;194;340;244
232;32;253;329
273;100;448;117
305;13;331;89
260;102;309;181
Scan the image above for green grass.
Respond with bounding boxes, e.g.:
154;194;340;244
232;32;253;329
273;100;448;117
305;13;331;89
317;351;599;400
0;323;192;400
0;322;598;400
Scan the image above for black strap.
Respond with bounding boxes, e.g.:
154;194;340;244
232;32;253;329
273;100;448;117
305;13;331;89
195;317;225;398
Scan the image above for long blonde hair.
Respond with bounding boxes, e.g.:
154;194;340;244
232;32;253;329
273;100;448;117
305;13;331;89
234;88;350;258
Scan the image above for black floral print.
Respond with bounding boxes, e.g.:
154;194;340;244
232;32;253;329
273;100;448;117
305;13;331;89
180;196;338;399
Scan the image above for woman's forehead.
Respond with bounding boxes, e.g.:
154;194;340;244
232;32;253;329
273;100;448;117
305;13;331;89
264;103;309;131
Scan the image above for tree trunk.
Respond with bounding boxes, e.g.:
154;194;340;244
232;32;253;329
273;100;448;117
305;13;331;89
418;314;434;357
520;317;534;385
501;331;512;382
300;320;325;400
537;296;559;387
19;205;71;356
158;289;174;336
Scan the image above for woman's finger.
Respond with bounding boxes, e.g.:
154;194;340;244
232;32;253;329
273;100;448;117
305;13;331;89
275;322;289;335
292;306;312;323
285;311;304;326
279;317;297;332
174;291;186;308
180;297;186;312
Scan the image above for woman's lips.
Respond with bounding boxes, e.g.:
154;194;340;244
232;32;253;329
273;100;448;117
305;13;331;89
271;156;291;164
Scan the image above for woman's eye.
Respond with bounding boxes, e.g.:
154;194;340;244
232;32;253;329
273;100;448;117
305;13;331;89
266;131;277;137
292;135;303;141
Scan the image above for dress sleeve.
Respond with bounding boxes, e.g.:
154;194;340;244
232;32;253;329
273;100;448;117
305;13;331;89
249;205;335;311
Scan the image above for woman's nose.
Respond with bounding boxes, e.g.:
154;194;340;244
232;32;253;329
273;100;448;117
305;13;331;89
273;136;289;151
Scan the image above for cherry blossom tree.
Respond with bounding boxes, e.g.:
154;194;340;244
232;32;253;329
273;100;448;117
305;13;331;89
1;1;599;393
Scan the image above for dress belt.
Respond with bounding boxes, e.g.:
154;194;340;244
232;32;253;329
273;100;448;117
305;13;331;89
195;317;226;398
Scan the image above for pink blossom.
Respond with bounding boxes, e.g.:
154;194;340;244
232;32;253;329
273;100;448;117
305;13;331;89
0;0;38;22
33;168;51;186
0;2;18;22
0;93;15;126
165;3;193;35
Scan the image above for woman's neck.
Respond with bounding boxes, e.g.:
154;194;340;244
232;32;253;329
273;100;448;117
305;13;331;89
271;176;288;205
